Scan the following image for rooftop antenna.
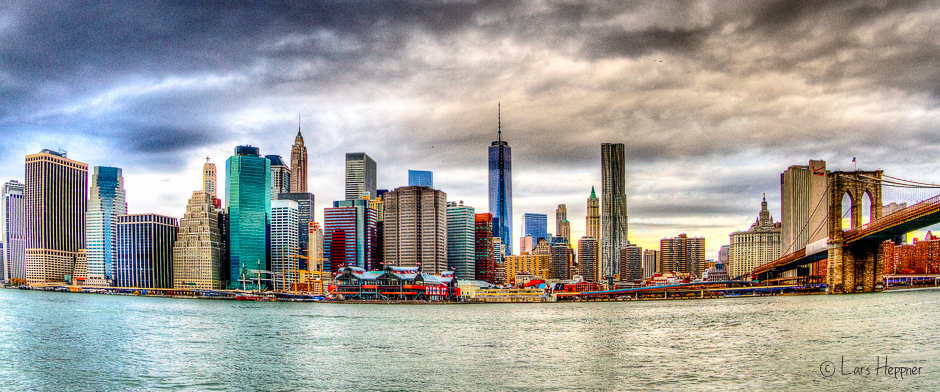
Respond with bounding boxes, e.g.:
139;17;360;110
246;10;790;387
498;102;502;142
298;113;302;135
206;156;210;162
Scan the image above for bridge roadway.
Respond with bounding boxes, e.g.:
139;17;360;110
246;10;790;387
555;280;825;300
754;194;940;280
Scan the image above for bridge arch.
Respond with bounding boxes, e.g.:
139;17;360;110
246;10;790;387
829;171;883;239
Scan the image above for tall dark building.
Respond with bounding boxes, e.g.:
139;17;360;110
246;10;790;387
345;153;377;200
115;214;178;288
24;149;88;285
601;143;628;280
488;105;513;257
619;243;643;282
474;213;495;284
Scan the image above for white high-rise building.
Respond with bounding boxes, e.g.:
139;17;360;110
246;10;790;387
271;200;299;291
85;166;127;286
1;181;25;283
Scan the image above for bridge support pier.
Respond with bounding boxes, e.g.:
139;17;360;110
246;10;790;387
827;241;884;294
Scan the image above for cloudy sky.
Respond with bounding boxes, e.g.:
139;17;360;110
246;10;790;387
4;0;940;259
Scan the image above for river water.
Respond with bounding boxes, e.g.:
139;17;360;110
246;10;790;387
1;289;937;391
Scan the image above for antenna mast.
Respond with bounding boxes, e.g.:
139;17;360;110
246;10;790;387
498;102;502;142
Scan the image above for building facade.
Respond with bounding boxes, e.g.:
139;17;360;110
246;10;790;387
555;204;567;236
522;213;548;243
601;143;628;280
226;145;271;289
503;253;551;284
408;170;433;188
586;186;600;239
114;214;178;288
290;128;308;193
660;234;706;277
728;196;782;279
550;242;573;280
173;191;222;290
203;158;217;200
25;149;88;285
446;201;475;280
276;192;315;268
474;213;496;284
266;155;290;198
383;186;448;274
323;199;378;274
780;160;828;255
345;152;377;200
643;249;661;275
488;117;513;257
86;166;128;286
2;181;25;283
578;236;599;281
619;243;643;282
270;200;299;291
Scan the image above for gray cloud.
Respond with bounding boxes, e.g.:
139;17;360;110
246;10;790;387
3;0;940;257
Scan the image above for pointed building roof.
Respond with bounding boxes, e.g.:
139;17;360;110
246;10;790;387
590;186;597;199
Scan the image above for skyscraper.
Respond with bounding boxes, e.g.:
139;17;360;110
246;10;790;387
780;160;829;255
345;152;377;200
323;199;378;273
447;201;475;280
290;126;308;193
619;243;642;281
586;186;600;239
555;204;567;236
644;249;661;275
408;170;434;188
276;192;315;268
270;200;299;291
474;213;496;283
114;214;178;288
578;236;599;281
383;186;448;274
203;158;217;200
522;213;548;243
488;106;513;257
226;145;271;289
550;242;573;280
24;149;88;285
1;181;25;283
86;166;128;286
660;234;706;277
601;143;628;280
557;220;571;243
173;190;222;290
266;155;290;199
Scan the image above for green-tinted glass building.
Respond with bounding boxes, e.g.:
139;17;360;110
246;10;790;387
226;146;271;290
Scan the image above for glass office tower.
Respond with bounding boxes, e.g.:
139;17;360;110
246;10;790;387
488;119;512;257
226;146;271;290
86;166;127;286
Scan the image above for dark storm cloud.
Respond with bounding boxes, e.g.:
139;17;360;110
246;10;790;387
4;0;940;255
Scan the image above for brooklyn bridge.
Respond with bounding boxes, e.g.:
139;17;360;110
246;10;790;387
754;170;940;293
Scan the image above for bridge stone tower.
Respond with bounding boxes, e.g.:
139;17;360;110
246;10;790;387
827;170;884;293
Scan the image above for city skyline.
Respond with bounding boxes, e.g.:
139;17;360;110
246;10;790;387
4;2;940;258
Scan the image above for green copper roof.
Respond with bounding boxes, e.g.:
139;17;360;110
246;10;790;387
590;186;596;199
